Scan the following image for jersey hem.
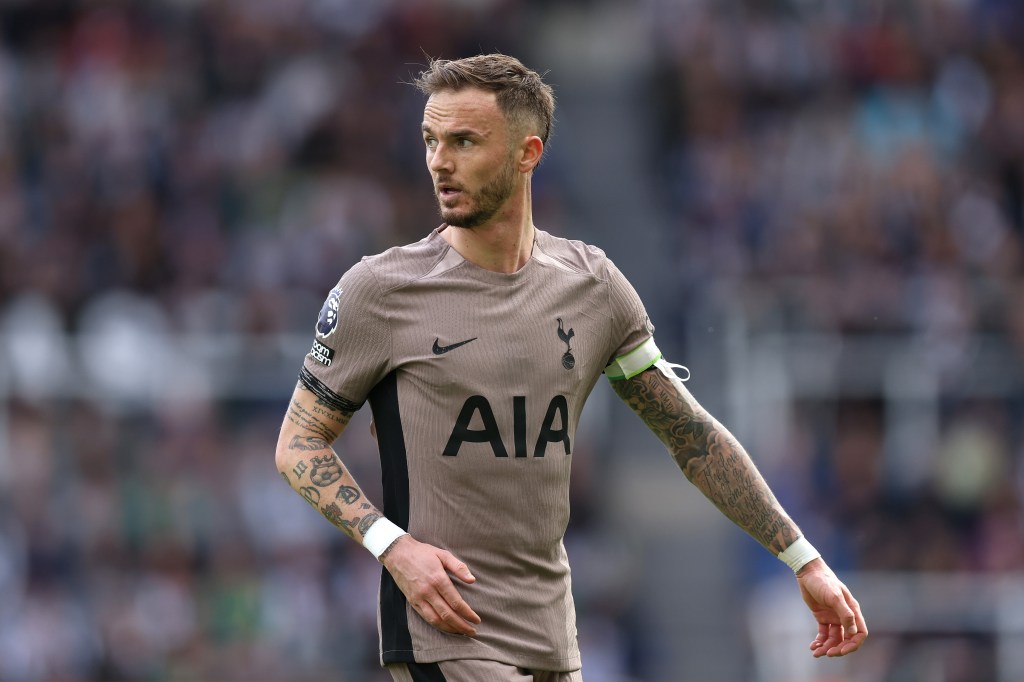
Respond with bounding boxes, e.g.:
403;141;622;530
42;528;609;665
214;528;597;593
381;646;582;673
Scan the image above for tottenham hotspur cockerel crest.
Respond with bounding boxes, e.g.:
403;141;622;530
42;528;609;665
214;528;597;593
557;317;575;369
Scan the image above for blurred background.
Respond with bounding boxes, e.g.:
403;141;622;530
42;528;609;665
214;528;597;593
0;0;1022;680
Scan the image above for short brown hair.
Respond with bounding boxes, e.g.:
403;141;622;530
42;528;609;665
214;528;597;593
413;53;556;147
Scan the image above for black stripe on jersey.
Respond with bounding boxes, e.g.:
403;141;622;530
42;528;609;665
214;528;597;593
406;662;448;682
298;367;364;414
368;370;414;662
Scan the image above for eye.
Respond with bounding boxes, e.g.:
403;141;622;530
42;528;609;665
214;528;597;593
424;137;437;150
456;138;473;148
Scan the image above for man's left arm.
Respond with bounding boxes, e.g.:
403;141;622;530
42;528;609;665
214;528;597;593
610;363;868;658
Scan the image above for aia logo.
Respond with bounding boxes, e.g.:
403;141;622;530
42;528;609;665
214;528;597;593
443;395;570;458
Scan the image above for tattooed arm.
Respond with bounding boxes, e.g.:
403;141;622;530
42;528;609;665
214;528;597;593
610;367;797;554
275;380;481;636
611;365;867;657
275;381;384;543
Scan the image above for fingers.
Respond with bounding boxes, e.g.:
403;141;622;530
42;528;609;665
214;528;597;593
809;623;828;653
836;629;868;656
433;550;481;627
816;627;868;657
805;575;869;658
846;585;868;639
833;588;868;656
815;590;854;657
811;595;868;657
835;584;858;635
409;572;479;636
393;543;481;636
415;595;478;637
854;610;868;644
812;622;845;658
439;550;476;584
432;568;482;627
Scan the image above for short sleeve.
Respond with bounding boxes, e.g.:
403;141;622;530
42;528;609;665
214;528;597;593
603;259;661;380
299;261;391;411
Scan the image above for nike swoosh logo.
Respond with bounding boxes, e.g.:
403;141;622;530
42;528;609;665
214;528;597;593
432;337;478;355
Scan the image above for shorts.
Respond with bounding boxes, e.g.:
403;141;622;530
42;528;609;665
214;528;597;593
386;660;583;682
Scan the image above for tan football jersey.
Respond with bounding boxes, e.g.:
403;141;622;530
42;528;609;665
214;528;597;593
300;226;661;672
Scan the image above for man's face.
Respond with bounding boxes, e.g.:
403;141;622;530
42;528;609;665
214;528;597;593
422;88;520;229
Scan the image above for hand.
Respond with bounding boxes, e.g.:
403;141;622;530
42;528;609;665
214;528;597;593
796;558;868;657
379;534;481;637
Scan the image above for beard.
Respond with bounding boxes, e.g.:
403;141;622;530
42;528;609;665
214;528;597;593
436;155;518;229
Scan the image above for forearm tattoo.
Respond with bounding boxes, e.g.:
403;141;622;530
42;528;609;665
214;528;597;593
280;383;383;541
611;369;799;555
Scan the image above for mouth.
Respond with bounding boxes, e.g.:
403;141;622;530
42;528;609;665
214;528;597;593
436;182;463;201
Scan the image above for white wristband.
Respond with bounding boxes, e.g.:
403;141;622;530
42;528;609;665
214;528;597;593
777;536;821;574
361;517;407;559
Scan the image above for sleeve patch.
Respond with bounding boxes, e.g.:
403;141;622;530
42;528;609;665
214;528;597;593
309;339;335;366
316;286;343;338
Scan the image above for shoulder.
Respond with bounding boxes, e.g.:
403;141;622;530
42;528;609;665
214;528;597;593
533;229;615;281
358;228;450;293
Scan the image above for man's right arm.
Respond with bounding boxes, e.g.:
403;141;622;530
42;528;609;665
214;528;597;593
275;380;387;541
274;380;481;636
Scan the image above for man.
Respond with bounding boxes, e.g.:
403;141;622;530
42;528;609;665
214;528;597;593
275;53;867;682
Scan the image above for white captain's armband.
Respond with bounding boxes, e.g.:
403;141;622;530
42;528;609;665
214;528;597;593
653;356;691;383
605;337;691;382
605;336;662;380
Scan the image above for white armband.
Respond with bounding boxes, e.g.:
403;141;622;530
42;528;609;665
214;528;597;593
605;337;662;380
362;517;407;559
777;536;821;574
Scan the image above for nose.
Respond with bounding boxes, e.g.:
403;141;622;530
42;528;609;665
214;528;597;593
428;141;454;174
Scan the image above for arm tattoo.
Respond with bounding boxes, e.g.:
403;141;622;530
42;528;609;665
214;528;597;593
313;398;346;427
323;502;356;537
289;435;331;451
299;486;321;509
286;400;337;442
322;504;382;540
280;383;381;543
285;384;354;442
611;369;799;555
309;454;343;486
357;512;382;535
336;486;361;504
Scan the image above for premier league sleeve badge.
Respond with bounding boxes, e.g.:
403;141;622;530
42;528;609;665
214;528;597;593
316;287;342;339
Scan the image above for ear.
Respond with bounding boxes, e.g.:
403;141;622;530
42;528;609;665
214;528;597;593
516;135;544;173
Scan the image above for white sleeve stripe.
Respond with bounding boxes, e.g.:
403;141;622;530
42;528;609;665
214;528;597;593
604;336;661;380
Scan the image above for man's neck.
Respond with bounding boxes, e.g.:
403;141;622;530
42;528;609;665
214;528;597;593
442;192;535;274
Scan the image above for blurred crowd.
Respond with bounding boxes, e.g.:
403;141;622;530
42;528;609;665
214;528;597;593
648;1;1024;678
0;0;1023;680
0;2;555;681
648;0;1024;569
